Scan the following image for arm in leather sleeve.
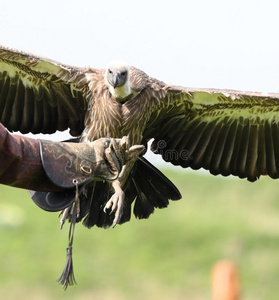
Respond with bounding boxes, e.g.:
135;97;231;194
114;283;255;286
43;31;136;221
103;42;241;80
0;123;63;192
0;123;145;193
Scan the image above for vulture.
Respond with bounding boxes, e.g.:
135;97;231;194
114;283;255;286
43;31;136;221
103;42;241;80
1;45;279;229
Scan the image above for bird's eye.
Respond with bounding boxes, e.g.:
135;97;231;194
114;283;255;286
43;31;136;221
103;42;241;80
108;69;112;74
121;71;127;77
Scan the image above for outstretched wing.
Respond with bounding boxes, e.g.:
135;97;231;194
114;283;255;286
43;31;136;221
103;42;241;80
0;45;94;136
144;86;279;182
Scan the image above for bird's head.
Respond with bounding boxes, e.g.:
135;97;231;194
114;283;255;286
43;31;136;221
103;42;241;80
105;63;132;101
106;63;129;88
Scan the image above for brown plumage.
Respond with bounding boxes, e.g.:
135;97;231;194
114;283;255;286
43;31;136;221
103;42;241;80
1;45;279;227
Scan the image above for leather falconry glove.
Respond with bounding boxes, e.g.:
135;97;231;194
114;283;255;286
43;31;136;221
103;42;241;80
30;137;144;212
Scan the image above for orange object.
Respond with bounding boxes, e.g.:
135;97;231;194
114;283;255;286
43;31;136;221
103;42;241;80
211;260;241;300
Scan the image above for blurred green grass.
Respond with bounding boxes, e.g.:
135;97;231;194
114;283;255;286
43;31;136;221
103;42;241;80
1;169;279;299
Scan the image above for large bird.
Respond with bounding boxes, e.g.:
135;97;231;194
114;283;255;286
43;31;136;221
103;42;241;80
1;45;279;228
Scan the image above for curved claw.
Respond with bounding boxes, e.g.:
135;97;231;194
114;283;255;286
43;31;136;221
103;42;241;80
59;206;71;229
126;145;145;160
120;136;130;152
103;190;125;227
103;180;125;227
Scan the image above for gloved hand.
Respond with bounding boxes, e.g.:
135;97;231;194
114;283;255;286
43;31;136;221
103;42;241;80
30;137;145;212
38;137;145;188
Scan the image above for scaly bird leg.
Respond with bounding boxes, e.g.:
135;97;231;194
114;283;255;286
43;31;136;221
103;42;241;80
103;137;145;227
59;186;80;229
102;137;127;227
59;207;71;229
104;179;125;228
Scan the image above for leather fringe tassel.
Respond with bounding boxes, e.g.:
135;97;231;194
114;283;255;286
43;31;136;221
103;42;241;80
57;181;80;289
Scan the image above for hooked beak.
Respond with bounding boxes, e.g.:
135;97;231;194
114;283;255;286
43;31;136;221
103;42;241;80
112;73;121;88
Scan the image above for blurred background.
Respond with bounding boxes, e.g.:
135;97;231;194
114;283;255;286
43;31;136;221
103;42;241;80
1;0;279;299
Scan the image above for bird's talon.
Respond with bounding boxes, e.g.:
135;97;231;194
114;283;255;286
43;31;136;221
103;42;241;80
112;222;117;228
103;201;112;213
120;136;130;152
103;189;125;227
59;205;74;229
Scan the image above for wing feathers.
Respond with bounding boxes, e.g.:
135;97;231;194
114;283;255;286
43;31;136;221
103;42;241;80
210;122;230;176
202;123;223;170
0;73;9;120
219;120;238;176
32;91;44;133
257;124;267;175
0;46;90;135
148;87;279;181
1;76;17;126
21;88;34;133
265;121;278;178
246;124;258;180
236;122;250;178
190;121;217;170
271;122;279;174
183;122;208;166
8;78;25;131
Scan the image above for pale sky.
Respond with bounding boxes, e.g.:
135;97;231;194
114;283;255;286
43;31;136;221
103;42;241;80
1;0;279;167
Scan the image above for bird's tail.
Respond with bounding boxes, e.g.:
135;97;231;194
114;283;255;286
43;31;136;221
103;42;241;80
79;157;181;228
